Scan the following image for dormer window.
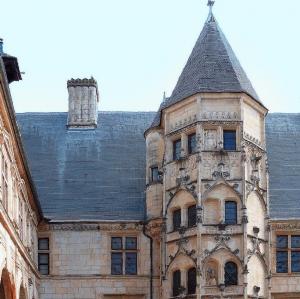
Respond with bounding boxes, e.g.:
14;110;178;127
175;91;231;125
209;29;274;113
223;130;236;150
173;139;181;160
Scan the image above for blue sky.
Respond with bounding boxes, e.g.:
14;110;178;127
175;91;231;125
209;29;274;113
1;0;300;113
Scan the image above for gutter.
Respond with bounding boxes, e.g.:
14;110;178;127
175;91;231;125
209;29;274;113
142;222;153;299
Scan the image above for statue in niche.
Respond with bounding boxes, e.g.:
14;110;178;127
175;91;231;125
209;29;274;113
206;267;218;286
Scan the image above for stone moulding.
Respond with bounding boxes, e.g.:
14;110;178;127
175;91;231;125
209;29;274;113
270;223;300;231
39;222;143;232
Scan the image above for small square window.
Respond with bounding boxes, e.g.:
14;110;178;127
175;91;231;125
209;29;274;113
151;167;159;182
38;238;49;250
277;236;288;248
111;237;122;250
188;133;197;154
125;237;137;250
291;236;300;248
173;139;181;160
223;130;236;150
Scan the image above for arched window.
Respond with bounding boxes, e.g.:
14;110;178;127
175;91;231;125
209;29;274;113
188;205;197;228
173;209;181;231
173;270;181;297
225;201;237;224
187;267;197;294
224;261;238;286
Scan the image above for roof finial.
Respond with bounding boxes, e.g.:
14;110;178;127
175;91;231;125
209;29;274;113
207;0;215;22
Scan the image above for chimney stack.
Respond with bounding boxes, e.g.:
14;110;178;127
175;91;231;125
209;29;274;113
67;77;99;128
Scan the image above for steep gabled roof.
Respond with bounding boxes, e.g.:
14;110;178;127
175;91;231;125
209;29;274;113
17;112;156;221
149;14;262;129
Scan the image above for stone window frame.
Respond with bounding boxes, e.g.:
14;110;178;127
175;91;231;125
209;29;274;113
1;149;9;212
276;234;300;274
202;123;241;151
38;236;50;275
110;235;139;276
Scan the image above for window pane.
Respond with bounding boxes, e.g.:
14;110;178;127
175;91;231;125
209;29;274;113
188;205;197;227
276;251;288;273
125;252;137;275
224;262;238;286
39;264;49;275
173;139;181;160
292;236;300;248
187;267;197;294
111;252;122;275
173;270;181;297
188;133;197;154
225;201;237;225
173;209;181;231
38;253;49;264
292;252;300;272
125;237;137;250
223;130;236;150
111;237;122;250
151;167;159;182
277;236;288;248
38;238;49;250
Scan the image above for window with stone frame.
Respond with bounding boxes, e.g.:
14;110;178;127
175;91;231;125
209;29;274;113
172;209;181;231
173;139;181;160
187;205;197;228
150;166;159;183
1;152;8;211
225;201;237;225
187;267;197;294
172;270;181;297
223;130;236;151
111;236;138;275
276;235;300;273
188;133;197;154
224;261;238;286
18;198;24;241
38;238;50;275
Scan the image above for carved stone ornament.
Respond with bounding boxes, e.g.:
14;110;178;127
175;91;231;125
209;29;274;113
40;222;143;232
212;162;230;179
270;222;300;231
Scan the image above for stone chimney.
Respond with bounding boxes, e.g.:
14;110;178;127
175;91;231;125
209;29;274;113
67;77;99;128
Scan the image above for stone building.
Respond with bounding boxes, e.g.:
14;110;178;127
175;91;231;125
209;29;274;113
1;6;300;299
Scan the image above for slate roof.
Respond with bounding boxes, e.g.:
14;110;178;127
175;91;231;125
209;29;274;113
16;112;156;221
149;14;262;129
266;113;300;219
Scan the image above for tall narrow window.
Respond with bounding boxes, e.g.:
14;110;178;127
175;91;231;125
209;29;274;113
173;209;181;231
223;130;236;150
188;133;197;154
291;236;300;273
19;199;24;241
1;154;8;211
151;166;159;183
187;267;197;294
111;236;137;275
173;270;181;297
276;235;288;273
188;205;197;228
173;139;181;160
38;238;49;275
224;261;238;286
225;201;237;225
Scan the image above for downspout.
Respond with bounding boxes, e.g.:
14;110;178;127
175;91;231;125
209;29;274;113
143;223;153;299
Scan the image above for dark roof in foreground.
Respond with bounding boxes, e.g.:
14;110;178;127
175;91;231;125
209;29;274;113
17;112;156;221
150;14;262;129
266;113;300;219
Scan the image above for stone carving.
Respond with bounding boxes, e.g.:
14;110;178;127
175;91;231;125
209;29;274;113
201;111;239;120
170;114;197;131
204;129;218;150
270;223;300;231
40;222;143;232
212;162;230;179
244;132;264;148
206;268;218;286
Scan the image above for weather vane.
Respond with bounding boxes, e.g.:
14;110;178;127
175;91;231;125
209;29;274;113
207;0;215;15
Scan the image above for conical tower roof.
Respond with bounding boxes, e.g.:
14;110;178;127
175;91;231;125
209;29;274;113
149;14;263;129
